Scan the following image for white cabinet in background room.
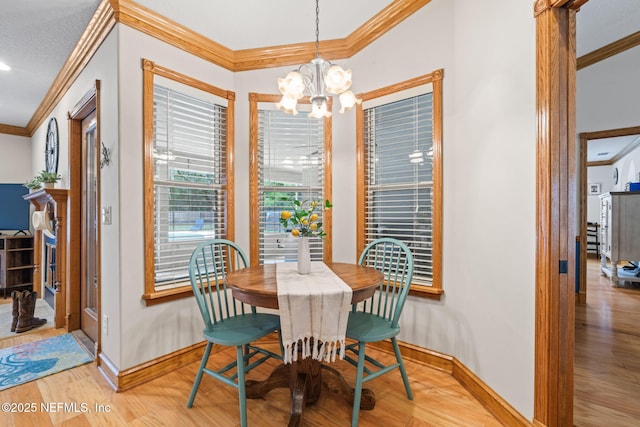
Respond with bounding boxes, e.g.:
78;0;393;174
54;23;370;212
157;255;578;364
599;192;640;285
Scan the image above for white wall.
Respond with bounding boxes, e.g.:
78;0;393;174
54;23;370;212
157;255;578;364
116;24;235;369
424;0;536;416
586;165;613;222
0;134;31;183
577;46;640;133
613;142;640;190
0;134;32;235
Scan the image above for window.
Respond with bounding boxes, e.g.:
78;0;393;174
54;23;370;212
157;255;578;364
357;70;443;298
249;93;332;266
142;59;235;304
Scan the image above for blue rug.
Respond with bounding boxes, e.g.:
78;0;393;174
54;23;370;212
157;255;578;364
0;334;92;391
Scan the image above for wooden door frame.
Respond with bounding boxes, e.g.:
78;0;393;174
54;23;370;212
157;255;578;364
577;126;640;303
534;1;581;426
68;80;101;352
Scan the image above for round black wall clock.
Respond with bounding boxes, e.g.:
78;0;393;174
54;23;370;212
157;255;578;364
45;118;59;174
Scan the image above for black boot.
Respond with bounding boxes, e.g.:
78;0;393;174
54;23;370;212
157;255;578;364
10;290;22;332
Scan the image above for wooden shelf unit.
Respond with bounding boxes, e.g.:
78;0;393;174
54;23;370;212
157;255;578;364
24;188;69;329
586;222;600;256
599;191;640;285
0;235;34;298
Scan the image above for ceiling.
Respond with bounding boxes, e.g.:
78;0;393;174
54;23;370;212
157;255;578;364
0;0;639;157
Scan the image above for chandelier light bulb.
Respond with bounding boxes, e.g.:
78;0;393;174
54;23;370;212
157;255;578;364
278;71;305;98
338;90;361;113
276;94;300;115
324;65;352;94
309;99;331;118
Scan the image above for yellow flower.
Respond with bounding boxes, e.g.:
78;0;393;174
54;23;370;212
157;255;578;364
278;198;331;239
281;211;292;220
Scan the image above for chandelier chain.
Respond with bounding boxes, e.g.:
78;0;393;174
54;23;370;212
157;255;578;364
315;0;320;57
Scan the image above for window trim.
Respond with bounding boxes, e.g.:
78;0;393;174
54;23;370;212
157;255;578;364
248;93;333;266
356;69;443;299
141;59;236;305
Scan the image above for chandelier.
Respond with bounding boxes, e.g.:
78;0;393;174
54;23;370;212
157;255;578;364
276;0;361;118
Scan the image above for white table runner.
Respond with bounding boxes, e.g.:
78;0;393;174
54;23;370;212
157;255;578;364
276;261;353;364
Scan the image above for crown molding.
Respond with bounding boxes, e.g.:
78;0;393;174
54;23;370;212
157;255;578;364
577;31;640;70
584;125;640;166
112;0;235;70
347;0;432;53
25;0;116;136
0;124;30;137
11;0;431;137
115;0;431;71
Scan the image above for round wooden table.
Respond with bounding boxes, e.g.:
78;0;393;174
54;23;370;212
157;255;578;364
225;262;383;427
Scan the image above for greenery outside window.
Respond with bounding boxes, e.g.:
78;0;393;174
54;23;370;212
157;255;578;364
357;70;443;298
142;59;235;304
249;93;332;266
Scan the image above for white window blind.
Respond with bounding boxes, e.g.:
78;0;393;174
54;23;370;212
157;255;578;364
364;92;433;285
153;84;227;288
258;109;325;264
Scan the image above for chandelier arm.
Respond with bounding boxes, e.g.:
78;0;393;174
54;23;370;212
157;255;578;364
297;64;315;96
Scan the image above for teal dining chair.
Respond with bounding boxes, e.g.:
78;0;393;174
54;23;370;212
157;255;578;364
186;239;281;427
344;237;414;427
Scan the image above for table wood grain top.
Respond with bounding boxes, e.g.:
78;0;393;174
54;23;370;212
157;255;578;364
225;262;383;309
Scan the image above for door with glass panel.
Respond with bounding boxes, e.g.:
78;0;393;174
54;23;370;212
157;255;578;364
81;111;99;344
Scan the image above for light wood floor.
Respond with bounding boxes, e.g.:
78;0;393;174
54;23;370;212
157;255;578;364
574;258;640;427
0;327;503;426
3;259;639;426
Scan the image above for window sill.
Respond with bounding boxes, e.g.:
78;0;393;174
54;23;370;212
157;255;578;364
142;284;193;306
409;284;443;301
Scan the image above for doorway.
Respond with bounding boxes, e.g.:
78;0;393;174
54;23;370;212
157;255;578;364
80;110;99;348
578;126;640;301
68;81;101;358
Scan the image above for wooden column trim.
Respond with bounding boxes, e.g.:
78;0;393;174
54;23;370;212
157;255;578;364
534;4;577;426
248;93;261;266
323;100;333;264
578;134;588;305
226;91;236;243
355;102;365;261
141;60;156;298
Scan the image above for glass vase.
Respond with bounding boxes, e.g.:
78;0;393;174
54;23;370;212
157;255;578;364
297;236;311;274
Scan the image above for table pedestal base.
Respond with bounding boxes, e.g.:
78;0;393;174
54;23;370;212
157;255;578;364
246;358;375;427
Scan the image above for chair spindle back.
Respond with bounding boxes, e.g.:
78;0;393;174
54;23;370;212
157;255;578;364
357;238;414;327
189;239;252;330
